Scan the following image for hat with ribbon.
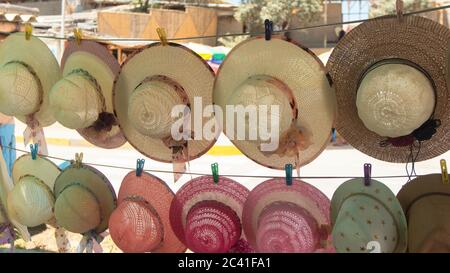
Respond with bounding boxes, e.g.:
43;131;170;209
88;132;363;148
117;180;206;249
49;40;126;149
109;168;186;253
327;10;450;162
213;37;336;170
170;176;250;253
242;178;333;253
331;178;408;253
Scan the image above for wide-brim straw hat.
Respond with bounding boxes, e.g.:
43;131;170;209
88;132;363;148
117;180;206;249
331;178;408;253
397;174;450;252
7;154;60;227
50;40;126;149
53;163;117;234
0;33;60;127
170;176;249;253
109;171;186;253
114;42;217;163
213;37;336;170
327;15;450;162
242;178;333;253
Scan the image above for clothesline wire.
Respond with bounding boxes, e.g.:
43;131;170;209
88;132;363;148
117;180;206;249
2;144;419;180
22;4;450;42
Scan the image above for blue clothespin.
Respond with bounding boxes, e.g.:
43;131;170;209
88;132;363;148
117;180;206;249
265;19;273;41
30;143;38;160
211;163;219;184
136;159;145;177
364;163;372;186
285;164;293;186
331;128;337;143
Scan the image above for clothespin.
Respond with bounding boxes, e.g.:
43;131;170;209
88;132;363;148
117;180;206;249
74;152;83;168
156;27;168;46
285;164;293;186
30;143;39;160
24;23;32;41
264;19;273;41
73;28;83;45
396;0;404;22
211;163;219;184
364;163;372;186
136;159;145;177
441;159;448;184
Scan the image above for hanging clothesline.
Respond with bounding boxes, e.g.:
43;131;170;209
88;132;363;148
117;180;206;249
1;144;420;180
18;4;450;42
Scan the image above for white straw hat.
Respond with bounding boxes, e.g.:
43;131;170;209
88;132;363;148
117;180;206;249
214;37;336;169
49;40;126;149
0;33;60;127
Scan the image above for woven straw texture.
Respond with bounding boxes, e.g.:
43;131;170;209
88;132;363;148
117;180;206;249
12;154;60;189
327;15;450;162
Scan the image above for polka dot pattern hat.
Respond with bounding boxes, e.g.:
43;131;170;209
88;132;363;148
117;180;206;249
331;178;407;253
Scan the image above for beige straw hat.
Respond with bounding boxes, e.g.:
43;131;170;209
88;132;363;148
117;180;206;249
397;174;450;252
0;33;60;127
327;15;450;162
214;37;336;169
50;40;126;149
6;154;60;227
113;42;217;163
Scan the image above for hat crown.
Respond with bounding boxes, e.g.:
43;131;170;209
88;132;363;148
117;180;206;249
0;62;40;116
49;72;102;129
226;75;293;142
7;176;54;227
333;195;398;253
128;77;185;138
109;199;164;253
185;200;241;253
255;201;320;253
356;62;435;138
54;184;101;234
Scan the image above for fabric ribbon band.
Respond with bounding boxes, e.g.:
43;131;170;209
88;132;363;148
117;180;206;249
0;223;15;251
380;119;441;147
47;218;71;253
77;230;108;253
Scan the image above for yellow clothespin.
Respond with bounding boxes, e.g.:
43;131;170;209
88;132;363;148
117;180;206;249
24;23;32;41
74;152;84;168
441;159;448;184
156;27;168;46
73;28;83;45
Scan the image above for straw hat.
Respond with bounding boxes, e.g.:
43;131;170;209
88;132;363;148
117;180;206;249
331;178;407;253
242;178;333;253
113;42;217;163
0;33;60;127
7;154;60;227
214;37;336;170
53;163;116;234
170;176;250;253
109;171;186;253
327;15;450;162
49;40;126;149
397;174;450;252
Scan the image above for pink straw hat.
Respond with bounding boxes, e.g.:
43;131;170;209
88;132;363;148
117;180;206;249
170;176;250;253
242;178;333;253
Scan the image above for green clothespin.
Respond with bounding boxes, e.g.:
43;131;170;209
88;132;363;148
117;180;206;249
30;143;38;160
285;164;293;186
211;163;219;184
136;159;145;177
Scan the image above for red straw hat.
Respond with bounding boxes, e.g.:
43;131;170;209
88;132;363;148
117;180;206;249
170;176;250;253
109;171;186;253
242;178;333;253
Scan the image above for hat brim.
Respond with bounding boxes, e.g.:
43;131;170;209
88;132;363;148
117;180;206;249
169;176;249;245
117;171;186;253
213;37;336;170
62;40;126;149
331;178;408;253
327;16;450;162
113;42;217;163
0;33;61;127
242;178;331;252
12;154;60;191
54;164;117;234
